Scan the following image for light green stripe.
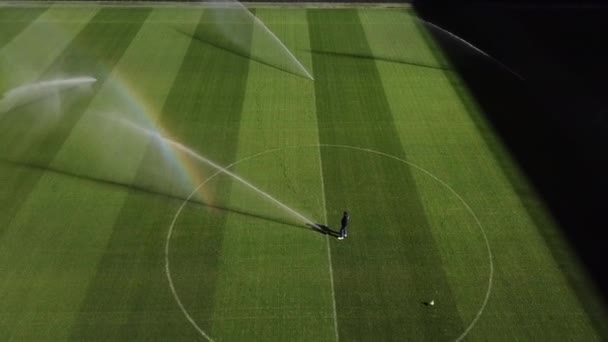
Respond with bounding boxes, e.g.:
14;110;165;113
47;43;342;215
208;9;335;341
0;9;200;340
359;8;599;340
0;6;99;91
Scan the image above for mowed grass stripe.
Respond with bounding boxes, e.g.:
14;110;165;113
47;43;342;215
0;7;47;50
308;9;462;340
397;12;601;339
0;8;151;341
0;8;150;237
358;9;491;336
40;8;200;340
69;9;254;340
207;9;335;341
0;7;99;90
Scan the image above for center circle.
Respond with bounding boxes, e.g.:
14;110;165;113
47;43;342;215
166;144;493;342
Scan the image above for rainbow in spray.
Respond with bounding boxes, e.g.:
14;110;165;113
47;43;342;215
106;71;318;227
0;70;319;229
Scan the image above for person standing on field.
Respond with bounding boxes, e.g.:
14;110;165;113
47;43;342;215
338;211;349;240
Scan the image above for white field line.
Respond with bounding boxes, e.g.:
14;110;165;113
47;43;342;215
165;148;283;342
166;169;220;342
166;144;493;342
317;144;493;342
316;146;340;342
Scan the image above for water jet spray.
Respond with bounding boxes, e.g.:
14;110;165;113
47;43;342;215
118;118;321;229
0;76;97;113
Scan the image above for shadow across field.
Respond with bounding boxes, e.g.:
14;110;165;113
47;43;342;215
307;223;341;237
414;1;608;335
172;25;311;80
304;48;450;71
1;158;312;232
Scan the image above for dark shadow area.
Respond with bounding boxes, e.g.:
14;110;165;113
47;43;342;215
304;48;450;71
414;0;608;334
307;223;341;237
418;20;524;80
0;158;310;231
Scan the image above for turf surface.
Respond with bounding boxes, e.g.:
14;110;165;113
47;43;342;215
0;4;606;341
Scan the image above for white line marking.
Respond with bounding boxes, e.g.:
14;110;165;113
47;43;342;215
165;144;493;342
316;144;494;342
316;145;340;342
165;148;283;342
166;171;218;342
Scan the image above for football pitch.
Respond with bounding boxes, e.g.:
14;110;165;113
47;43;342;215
0;3;606;341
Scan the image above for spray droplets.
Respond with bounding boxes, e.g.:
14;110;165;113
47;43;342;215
0;77;96;114
184;0;313;80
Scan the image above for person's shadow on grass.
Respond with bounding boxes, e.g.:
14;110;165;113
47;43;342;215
307;223;341;238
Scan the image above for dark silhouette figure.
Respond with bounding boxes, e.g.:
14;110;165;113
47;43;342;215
339;211;349;240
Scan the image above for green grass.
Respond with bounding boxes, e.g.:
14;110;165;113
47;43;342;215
0;4;606;341
0;7;47;50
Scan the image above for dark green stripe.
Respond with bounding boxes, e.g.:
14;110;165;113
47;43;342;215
308;9;462;340
0;8;151;238
70;10;255;340
0;7;48;51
